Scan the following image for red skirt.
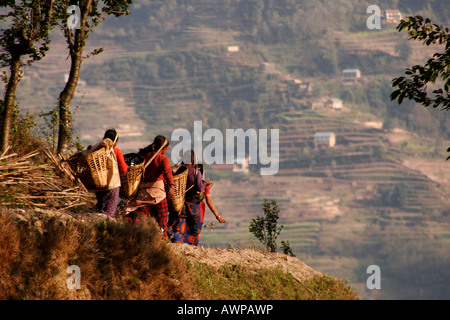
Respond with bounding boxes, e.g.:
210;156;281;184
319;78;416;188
127;198;169;240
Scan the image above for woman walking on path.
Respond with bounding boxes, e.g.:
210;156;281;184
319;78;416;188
94;128;128;218
125;135;174;240
168;151;206;246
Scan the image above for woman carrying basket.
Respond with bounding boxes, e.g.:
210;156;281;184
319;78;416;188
94;129;128;217
125;135;174;240
167;151;205;246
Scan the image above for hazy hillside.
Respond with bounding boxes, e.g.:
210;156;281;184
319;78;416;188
2;0;450;300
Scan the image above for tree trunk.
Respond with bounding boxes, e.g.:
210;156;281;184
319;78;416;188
56;0;93;156
0;56;21;154
56;50;82;156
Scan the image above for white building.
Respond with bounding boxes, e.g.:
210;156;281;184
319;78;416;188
342;69;361;80
385;9;402;24
314;132;336;148
326;98;343;110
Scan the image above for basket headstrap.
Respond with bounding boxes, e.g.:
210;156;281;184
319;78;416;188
107;135;119;158
143;137;168;171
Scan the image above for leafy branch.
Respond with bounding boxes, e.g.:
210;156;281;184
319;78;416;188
390;16;450;110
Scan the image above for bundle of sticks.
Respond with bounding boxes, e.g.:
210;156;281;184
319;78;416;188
0;146;92;210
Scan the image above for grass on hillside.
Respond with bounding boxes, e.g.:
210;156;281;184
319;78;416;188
188;261;358;300
0;208;358;300
0;210;196;300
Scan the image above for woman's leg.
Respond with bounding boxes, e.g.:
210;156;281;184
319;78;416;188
185;203;202;246
96;188;120;217
127;205;151;223
151;197;169;240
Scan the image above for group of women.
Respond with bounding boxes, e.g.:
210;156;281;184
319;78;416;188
92;129;226;246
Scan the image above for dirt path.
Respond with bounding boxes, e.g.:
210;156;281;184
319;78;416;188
169;243;322;282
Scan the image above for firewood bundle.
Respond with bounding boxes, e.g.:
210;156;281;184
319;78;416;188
0;146;93;210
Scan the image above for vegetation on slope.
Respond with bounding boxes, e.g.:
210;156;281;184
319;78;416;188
190;262;357;300
0;208;358;300
0;210;192;299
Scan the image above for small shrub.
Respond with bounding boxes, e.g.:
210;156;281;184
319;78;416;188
281;240;296;257
249;199;283;253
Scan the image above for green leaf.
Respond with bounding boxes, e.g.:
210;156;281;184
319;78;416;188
390;89;401;101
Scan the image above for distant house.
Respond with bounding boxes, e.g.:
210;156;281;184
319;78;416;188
314;132;336;148
342;69;361;83
385;9;402;24
260;62;276;73
326;98;343;110
288;80;312;97
299;82;313;97
227;46;240;53
233;155;250;173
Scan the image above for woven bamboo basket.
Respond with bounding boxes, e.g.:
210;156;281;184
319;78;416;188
170;165;189;212
120;153;145;199
66;147;109;191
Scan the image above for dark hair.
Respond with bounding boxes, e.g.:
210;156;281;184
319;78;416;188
103;128;118;142
181;150;197;166
138;135;168;155
190;150;196;164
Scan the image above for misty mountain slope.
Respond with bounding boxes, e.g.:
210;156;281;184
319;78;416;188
1;0;449;300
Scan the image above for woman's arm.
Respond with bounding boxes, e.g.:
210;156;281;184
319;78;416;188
205;193;225;223
162;156;175;198
115;148;128;174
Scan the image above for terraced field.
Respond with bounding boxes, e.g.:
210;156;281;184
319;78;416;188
3;2;449;300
